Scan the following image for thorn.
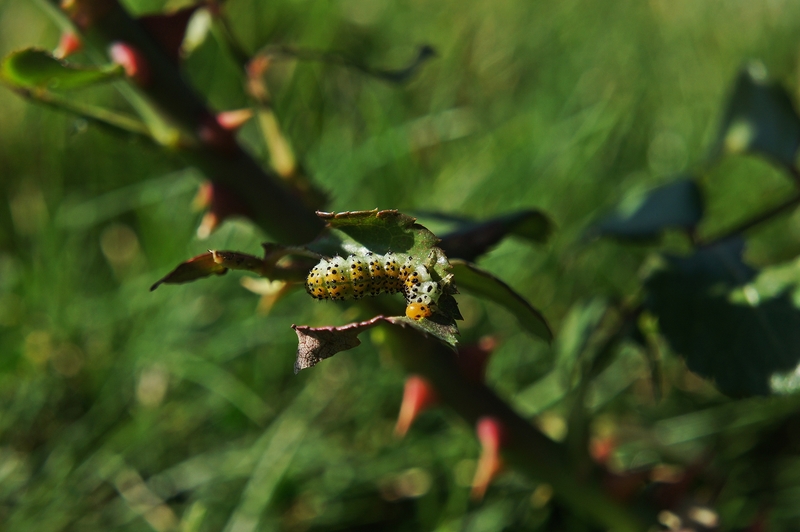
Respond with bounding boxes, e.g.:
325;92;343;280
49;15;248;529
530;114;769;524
471;417;507;500
589;436;616;465
197;113;236;153
193;181;213;211
455;336;497;383
138;6;198;64
217;109;254;131
194;182;252;239
196;212;219;240
54;31;82;59
246;55;272;102
109;42;151;86
394;375;438;438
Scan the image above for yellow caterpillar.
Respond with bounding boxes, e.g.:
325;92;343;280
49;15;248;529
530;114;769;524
305;252;441;319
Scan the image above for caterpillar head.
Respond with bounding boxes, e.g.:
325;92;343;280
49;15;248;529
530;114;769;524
405;301;434;320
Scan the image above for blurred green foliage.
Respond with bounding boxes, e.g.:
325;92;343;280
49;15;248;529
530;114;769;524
4;0;800;530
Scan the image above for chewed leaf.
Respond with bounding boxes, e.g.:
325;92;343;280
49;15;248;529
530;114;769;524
293;315;458;373
450;260;552;343
313;209;434;249
587;178;704;241
713;64;800;171
1;48;123;90
310;209;448;277
438;209;553;261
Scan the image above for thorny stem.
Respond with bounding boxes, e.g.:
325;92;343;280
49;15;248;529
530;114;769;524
25;1;651;529
45;0;324;244
385;322;649;532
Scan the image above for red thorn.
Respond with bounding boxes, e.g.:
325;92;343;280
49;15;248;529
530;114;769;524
54;31;83;59
139;6;198;64
589;436;616;465
394;376;438;438
194;182;252;239
197;113;237;154
471;417;507;500
193;181;214;211
109;42;151;86
456;336;497;383
217;109;254;131
246;55;272;101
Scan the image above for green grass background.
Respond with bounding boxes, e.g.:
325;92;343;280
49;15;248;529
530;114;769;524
3;0;800;530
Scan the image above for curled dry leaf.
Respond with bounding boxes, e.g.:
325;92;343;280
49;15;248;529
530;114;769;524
293;315;458;374
150;250;266;290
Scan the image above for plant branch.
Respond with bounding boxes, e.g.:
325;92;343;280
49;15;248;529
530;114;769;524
385;322;649;532
46;0;323;244
34;2;646;528
8;86;153;139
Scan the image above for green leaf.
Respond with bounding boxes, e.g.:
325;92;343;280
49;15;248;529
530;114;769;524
713;64;800;171
450;259;552;343
311;209;439;258
437;209;554;261
293;315;458;373
645;238;800;396
1;48;123;90
588;178;703;240
555;298;609;379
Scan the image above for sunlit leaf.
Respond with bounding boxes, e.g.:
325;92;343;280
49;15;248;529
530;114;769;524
450;259;552;343
1;48;123;90
588;178;703;240
646;237;800;396
713;64;800;171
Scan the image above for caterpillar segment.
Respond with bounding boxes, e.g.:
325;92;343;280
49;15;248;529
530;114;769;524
305;252;442;319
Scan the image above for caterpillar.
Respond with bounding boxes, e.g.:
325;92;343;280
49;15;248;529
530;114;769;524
305;252;442;319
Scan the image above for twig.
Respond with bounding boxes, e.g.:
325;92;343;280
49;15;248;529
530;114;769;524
8;86;153;140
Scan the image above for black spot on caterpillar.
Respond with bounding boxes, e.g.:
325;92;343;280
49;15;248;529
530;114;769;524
305;252;441;319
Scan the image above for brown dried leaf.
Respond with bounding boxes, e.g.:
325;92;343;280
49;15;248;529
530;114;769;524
150;252;227;291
